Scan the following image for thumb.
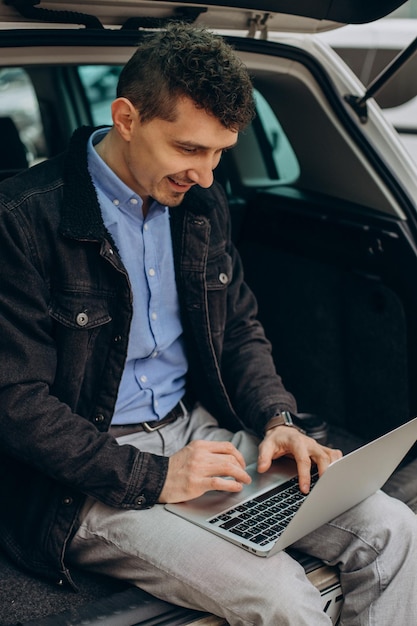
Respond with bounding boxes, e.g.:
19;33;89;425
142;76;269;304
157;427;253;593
257;439;274;473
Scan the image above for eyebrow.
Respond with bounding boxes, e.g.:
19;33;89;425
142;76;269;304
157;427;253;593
176;139;239;151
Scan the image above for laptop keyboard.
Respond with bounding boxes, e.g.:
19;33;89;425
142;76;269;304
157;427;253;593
208;471;319;546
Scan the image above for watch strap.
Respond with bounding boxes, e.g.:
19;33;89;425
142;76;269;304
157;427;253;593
264;411;306;434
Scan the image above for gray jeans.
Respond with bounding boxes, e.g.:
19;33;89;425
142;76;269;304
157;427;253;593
68;405;417;625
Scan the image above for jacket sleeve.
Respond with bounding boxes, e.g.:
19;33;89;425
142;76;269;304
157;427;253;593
177;181;297;437
210;183;297;435
0;187;168;511
222;242;297;434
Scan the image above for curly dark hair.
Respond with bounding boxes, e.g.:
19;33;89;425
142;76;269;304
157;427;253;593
116;22;255;130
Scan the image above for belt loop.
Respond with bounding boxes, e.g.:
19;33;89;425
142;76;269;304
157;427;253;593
179;399;188;416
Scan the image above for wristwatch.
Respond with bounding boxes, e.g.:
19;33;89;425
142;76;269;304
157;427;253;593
264;411;306;434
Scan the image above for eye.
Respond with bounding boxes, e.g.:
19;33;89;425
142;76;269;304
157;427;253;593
177;144;197;154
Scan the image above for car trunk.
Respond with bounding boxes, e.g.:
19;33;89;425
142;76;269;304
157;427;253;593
235;187;413;444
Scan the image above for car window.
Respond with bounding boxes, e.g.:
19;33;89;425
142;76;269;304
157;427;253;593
0;67;47;166
78;65;121;126
235;89;300;186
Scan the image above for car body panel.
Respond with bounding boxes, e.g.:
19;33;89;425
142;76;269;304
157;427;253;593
314;19;417;164
0;0;409;33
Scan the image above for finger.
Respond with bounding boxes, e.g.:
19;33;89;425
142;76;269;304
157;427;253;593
212;456;252;485
257;437;277;473
295;456;313;494
260;430;315;491
202;440;248;470
293;441;344;493
313;446;343;475
209;475;249;493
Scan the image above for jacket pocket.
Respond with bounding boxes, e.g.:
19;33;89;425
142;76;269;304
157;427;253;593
48;291;112;329
205;252;233;338
206;251;233;291
48;291;115;409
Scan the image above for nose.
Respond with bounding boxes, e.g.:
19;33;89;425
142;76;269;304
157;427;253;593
188;168;214;189
188;155;217;188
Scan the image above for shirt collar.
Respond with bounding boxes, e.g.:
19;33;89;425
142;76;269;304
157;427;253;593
87;127;166;222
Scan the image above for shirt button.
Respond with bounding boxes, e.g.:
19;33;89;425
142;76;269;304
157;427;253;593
130;198;138;205
135;495;147;507
76;312;89;326
219;273;229;285
144;224;149;231
140;375;147;383
148;268;156;277
113;199;120;206
151;312;157;321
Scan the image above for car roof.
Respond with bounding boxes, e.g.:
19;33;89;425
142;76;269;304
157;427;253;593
0;0;410;34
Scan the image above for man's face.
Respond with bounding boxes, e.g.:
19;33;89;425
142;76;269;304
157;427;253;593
115;96;238;210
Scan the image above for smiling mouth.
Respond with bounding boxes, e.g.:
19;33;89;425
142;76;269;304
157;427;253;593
168;177;193;191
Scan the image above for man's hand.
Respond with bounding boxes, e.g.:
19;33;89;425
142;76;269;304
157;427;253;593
258;426;342;493
158;440;252;503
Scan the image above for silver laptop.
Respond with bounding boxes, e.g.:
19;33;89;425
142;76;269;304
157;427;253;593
165;416;417;557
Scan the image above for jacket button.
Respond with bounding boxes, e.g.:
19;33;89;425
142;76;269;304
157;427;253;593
190;217;205;226
62;496;73;506
76;312;89;326
113;335;122;343
94;414;105;424
219;272;229;284
135;495;147;507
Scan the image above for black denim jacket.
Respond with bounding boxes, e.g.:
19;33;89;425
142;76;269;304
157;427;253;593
0;126;296;587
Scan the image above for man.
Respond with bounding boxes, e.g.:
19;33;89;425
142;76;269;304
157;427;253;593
0;23;416;625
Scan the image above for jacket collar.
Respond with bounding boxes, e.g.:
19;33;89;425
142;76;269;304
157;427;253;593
60;126;108;241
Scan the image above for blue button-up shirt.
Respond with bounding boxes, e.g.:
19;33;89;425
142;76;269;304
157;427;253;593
87;128;187;424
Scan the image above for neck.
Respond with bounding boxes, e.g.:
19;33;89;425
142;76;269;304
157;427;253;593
94;129;150;217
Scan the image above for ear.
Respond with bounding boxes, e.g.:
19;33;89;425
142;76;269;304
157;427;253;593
111;97;139;141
